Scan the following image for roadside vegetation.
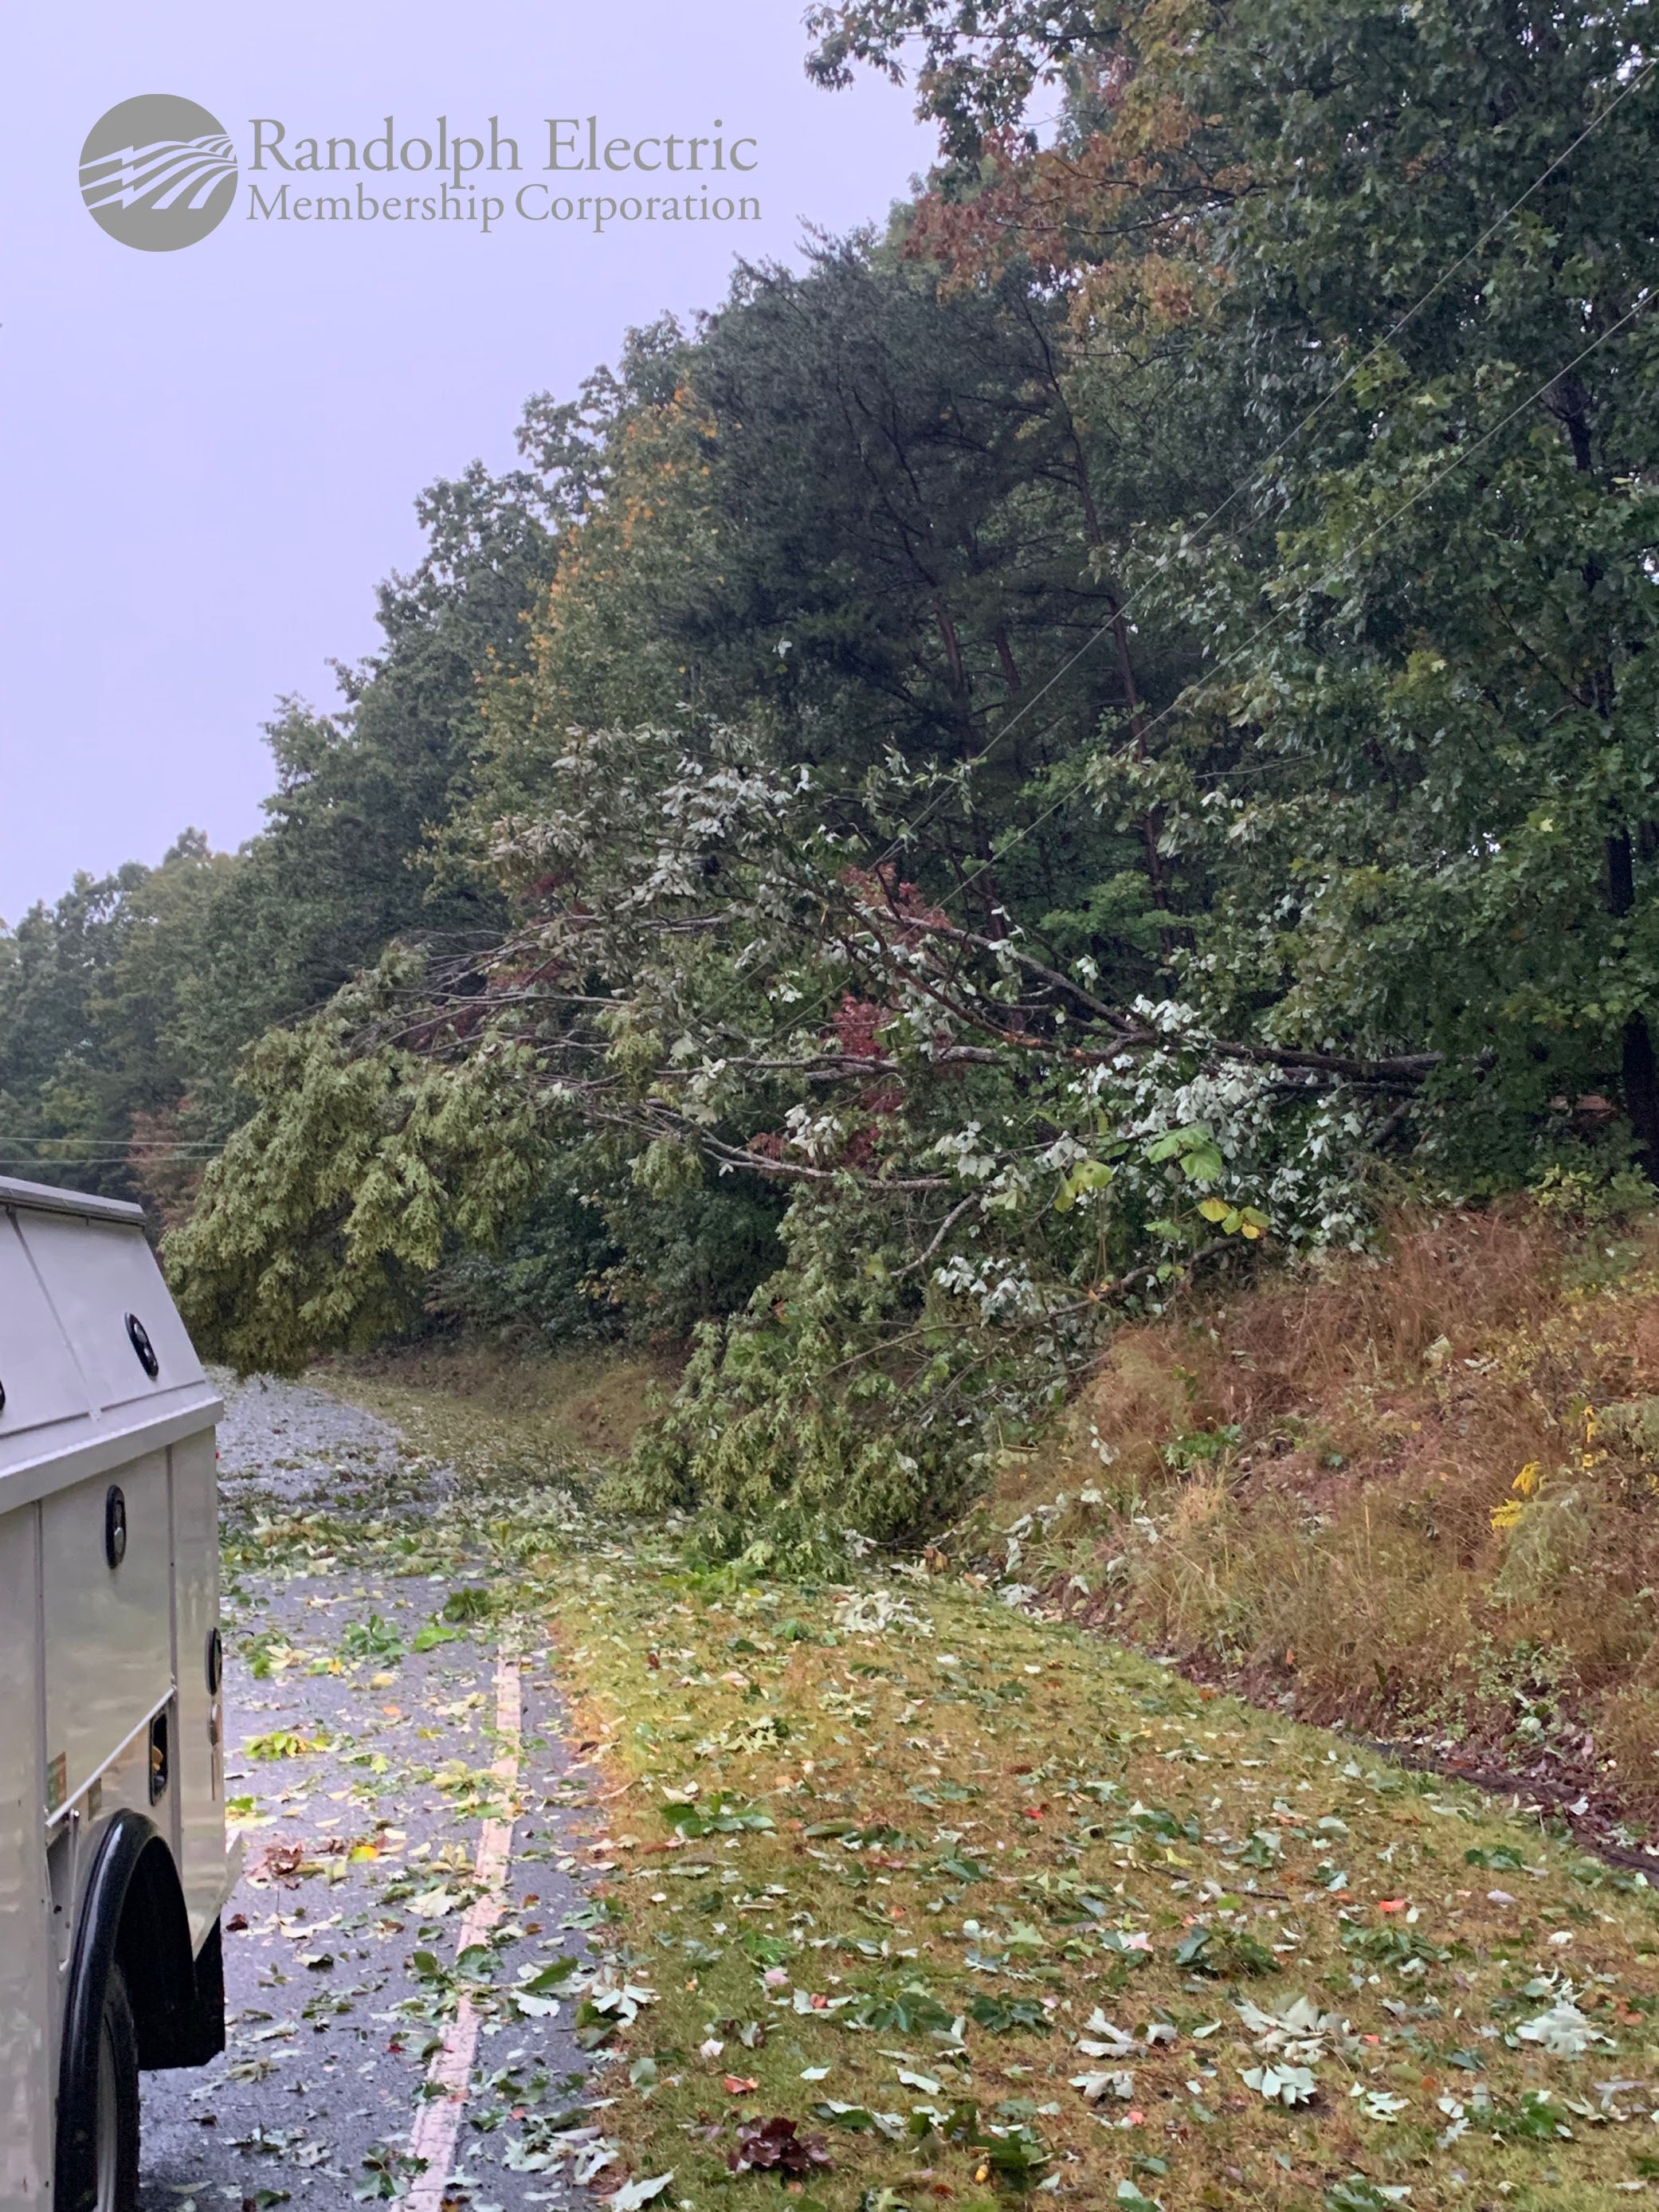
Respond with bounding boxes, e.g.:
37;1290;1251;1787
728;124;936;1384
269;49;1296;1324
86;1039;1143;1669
326;1363;1659;2211
965;1194;1659;1845
21;10;1659;2183
335;1343;677;1477
10;0;1659;1573
339;1185;1659;1849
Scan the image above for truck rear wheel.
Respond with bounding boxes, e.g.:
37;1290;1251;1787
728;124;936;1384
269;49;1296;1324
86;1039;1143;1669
92;1963;139;2212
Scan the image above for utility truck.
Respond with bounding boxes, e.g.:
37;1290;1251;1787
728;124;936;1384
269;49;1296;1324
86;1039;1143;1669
0;1174;236;2210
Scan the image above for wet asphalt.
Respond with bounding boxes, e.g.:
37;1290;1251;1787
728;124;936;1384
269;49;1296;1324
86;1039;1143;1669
137;1378;614;2212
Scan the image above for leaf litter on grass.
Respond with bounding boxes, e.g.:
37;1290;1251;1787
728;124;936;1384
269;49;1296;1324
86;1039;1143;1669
522;1551;1659;2206
320;1359;1659;2209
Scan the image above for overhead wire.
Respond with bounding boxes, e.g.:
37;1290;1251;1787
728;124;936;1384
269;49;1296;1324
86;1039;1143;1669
924;282;1659;920
8;57;1653;1187
853;49;1659;867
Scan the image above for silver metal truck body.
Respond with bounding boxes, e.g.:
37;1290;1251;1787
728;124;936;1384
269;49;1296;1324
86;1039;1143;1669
0;1175;236;2207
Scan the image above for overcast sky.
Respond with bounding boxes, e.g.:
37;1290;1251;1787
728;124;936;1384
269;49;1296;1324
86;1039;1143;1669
1;3;935;922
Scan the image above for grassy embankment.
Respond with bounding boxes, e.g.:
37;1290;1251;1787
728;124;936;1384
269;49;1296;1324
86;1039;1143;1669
969;1203;1659;1846
334;1238;1659;2210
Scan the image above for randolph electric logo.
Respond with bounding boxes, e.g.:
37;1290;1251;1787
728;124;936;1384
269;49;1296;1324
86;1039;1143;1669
79;97;760;248
80;96;238;251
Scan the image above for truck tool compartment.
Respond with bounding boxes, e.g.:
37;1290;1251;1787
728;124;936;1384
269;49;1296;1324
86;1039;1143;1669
0;1175;236;2209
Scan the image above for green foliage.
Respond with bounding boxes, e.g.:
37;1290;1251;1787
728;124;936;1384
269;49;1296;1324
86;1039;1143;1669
0;834;233;1206
166;972;546;1371
0;460;551;1201
614;1194;1022;1563
848;1985;957;2034
1173;1924;1278;1979
423;1180;622;1344
339;1614;403;1665
1341;1922;1450;1971
660;1794;775;1837
966;1994;1052;2034
18;0;1659;1575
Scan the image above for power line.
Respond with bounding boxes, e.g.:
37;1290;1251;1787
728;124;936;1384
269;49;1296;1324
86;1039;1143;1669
0;1148;221;1163
745;60;1659;1109
858;50;1659;866
14;61;1653;1198
930;282;1659;923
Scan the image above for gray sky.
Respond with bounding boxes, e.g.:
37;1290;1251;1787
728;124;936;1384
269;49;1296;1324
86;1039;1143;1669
1;3;934;921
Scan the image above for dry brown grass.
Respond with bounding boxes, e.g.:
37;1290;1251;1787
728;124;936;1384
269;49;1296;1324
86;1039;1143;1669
979;1206;1659;1833
326;1339;680;1470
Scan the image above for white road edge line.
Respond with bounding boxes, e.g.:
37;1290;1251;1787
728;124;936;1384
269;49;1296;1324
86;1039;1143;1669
406;1634;523;2211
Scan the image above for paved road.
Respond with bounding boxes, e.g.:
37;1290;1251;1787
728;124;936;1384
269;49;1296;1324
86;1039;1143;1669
138;1378;614;2212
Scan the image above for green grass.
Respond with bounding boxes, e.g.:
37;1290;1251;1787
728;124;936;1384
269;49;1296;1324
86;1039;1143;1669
535;1549;1659;2210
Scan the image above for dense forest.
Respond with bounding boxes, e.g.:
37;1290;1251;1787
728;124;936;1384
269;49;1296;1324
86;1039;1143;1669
8;0;1659;1565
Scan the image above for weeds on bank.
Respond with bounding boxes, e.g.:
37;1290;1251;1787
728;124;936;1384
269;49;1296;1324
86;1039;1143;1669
963;1205;1659;1833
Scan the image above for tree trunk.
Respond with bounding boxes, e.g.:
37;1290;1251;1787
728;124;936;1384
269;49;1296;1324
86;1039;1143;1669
1608;830;1659;1180
1622;1015;1659;1184
1559;382;1659;1180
